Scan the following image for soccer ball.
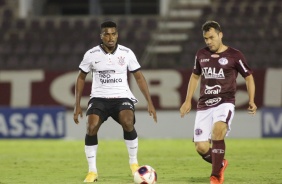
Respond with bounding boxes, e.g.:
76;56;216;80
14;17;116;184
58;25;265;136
133;165;157;184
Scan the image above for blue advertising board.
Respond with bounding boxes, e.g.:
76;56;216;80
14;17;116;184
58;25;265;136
261;107;282;137
0;107;66;138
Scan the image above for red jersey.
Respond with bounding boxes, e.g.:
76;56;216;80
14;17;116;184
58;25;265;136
193;47;252;110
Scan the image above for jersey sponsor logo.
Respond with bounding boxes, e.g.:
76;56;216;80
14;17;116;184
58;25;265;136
218;57;228;65
204;85;221;94
200;58;210;62
90;49;100;53
202;67;225;79
118;56;125;66
205;97;222;106
98;70;122;84
119;47;129;53
100;78;122;84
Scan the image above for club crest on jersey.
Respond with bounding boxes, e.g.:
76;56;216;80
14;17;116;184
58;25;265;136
218;57;228;65
117;56;125;66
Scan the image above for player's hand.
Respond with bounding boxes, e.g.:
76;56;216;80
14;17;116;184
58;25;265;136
148;103;157;123
73;105;83;124
248;101;257;115
180;101;191;118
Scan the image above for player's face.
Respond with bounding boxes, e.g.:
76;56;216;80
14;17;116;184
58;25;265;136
100;27;118;49
203;28;223;53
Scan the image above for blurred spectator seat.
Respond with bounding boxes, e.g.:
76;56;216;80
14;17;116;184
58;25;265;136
15;19;26;30
30;20;42;32
44;19;56;31
59;19;71;31
242;5;255;17
73;42;86;54
2;8;13;20
118;18;129;28
0;0;6;6
0;41;12;55
65;55;81;70
43;42;57;55
21;56;36;69
1;19;11;31
57;43;71;55
131;18;142;29
14;42;28;55
146;18;158;29
36;55;50;68
29;42;44;55
6;56;20;69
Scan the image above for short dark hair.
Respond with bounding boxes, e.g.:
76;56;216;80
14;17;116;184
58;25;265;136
202;20;222;33
100;20;117;30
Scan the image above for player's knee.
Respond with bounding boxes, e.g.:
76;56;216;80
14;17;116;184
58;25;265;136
87;122;99;135
195;142;209;154
212;122;227;139
120;119;134;131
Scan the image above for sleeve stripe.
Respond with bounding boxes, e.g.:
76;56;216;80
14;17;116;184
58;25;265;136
130;67;141;73
79;68;88;74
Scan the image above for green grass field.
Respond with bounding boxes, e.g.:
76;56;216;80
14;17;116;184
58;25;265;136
0;139;281;184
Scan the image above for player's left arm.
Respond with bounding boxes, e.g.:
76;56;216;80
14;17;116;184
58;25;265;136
245;74;257;115
235;51;257;115
132;70;157;123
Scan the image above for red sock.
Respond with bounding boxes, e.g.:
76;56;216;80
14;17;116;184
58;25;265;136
211;140;225;177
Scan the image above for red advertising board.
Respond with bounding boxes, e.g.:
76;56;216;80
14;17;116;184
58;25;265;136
0;69;280;110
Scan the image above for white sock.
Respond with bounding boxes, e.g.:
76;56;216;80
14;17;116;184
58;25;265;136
85;145;98;173
125;137;138;164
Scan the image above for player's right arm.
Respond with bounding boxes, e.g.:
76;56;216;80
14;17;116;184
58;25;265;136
180;73;200;118
73;70;87;124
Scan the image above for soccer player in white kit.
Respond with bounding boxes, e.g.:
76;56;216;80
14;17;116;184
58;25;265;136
73;21;157;182
180;21;257;184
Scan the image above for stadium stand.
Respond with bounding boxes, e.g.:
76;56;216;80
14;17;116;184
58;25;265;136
0;0;281;70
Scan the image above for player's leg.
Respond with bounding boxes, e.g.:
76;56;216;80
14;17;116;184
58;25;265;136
84;98;108;182
111;98;139;175
193;108;213;163
195;141;212;163
119;109;139;175
210;103;234;183
210;121;227;178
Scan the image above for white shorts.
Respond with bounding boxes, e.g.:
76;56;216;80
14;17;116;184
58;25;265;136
193;103;235;142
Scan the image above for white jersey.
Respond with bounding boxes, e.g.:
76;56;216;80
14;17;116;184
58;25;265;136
79;44;141;103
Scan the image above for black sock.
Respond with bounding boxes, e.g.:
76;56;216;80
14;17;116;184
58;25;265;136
123;128;137;140
85;134;98;146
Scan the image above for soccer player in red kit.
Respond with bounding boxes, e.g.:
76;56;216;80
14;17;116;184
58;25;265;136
180;21;257;184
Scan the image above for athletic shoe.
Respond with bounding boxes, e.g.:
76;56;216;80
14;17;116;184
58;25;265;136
84;171;98;182
130;163;139;175
210;175;220;184
219;159;228;183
